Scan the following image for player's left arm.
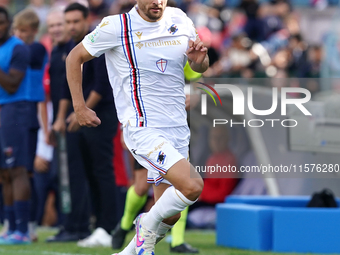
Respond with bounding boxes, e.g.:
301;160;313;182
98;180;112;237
186;38;209;73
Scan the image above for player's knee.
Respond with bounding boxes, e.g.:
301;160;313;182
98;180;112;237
181;178;204;201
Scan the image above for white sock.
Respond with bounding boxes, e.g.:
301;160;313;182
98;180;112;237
156;221;173;243
142;186;196;232
157;221;173;236
118;235;136;255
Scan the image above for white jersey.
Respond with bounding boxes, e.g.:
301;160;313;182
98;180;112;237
82;6;198;127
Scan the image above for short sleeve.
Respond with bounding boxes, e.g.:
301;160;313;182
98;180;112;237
10;44;30;73
82;16;119;57
186;17;199;42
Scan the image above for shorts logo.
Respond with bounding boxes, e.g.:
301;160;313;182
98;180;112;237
157;151;166;165
156;59;168;73
147;142;165;158
168;24;178;35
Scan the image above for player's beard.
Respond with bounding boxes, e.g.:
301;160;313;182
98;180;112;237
140;4;164;21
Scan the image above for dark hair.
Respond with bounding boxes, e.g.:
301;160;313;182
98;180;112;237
0;6;9;21
64;3;89;18
167;0;177;7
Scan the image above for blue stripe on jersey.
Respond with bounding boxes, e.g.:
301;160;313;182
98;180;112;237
119;14;138;126
127;13;147;127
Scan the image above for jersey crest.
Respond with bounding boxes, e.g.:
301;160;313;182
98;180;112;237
168;24;178;35
156;59;168;73
157;151;166;164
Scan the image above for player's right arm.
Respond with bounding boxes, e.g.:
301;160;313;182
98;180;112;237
0;44;29;94
66;43;99;128
66;16;119;128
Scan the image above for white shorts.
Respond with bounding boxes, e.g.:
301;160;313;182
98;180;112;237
123;125;190;186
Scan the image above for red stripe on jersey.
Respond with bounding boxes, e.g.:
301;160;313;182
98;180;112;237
122;14;143;127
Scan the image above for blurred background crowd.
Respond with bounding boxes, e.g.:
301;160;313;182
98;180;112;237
5;0;340;85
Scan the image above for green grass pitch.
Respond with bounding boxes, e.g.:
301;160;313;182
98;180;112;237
0;228;316;255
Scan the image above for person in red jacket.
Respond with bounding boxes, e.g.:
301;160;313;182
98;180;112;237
200;126;238;204
188;126;238;228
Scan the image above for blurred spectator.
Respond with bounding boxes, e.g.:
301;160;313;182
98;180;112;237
188;126;238;228
262;1;291;39
288;34;309;77
46;5;90;243
51;2;119;247
27;0;49;25
0;0;9;7
307;45;323;78
239;0;264;41
13;8;48;242
30;8;71;236
110;0;135;15
50;0;89;9
205;33;252;77
0;6;38;245
179;0;196;13
88;0;110;29
197;26;220;66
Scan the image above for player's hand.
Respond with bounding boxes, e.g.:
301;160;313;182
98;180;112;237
66;112;81;132
52;118;66;134
34;156;49;173
186;39;208;65
73;105;101;128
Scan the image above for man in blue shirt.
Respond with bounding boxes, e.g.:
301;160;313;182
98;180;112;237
0;6;34;245
12;8;48;242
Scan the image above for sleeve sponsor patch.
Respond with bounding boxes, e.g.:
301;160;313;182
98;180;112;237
87;28;100;44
